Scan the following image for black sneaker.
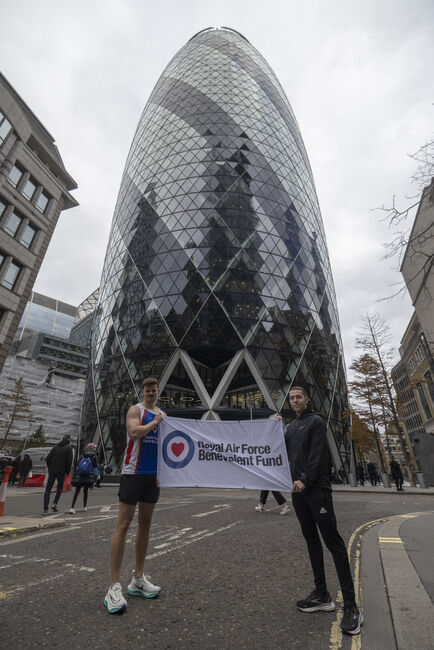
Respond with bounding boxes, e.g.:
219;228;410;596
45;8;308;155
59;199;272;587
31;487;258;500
51;504;58;512
341;603;363;635
297;589;336;612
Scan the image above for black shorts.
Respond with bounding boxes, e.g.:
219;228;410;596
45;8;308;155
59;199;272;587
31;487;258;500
118;474;160;505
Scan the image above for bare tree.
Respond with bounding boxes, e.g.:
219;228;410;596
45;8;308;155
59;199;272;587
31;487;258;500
0;377;32;451
377;134;434;302
355;313;417;486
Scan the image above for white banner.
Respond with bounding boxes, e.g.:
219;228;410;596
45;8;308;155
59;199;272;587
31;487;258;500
158;416;292;491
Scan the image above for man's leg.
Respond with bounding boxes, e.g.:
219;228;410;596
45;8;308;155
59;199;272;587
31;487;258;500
53;473;65;505
44;474;55;509
134;501;156;578
110;502;136;586
309;489;355;604
292;491;327;595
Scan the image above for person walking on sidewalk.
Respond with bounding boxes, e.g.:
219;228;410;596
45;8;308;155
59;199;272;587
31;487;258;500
42;435;73;514
104;377;165;614
284;386;363;636
355;463;365;486
390;457;404;491
8;455;21;485
255;491;290;514
18;454;32;487
69;443;99;514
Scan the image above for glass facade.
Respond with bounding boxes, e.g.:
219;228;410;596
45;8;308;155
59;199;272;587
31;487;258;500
81;27;349;470
17;292;77;338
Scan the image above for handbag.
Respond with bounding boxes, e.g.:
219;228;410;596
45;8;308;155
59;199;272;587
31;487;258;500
28;471;33;478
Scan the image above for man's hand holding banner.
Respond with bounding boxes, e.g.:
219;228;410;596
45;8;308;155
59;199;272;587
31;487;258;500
158;416;292;491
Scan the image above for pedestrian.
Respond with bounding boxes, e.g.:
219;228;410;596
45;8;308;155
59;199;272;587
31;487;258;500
8;455;21;485
366;462;377;487
284;386;363;636
69;443;99;514
104;377;165;614
19;454;32;487
390;457;404;491
255;491;290;514
95;462;105;488
42;434;73;514
355;463;365;486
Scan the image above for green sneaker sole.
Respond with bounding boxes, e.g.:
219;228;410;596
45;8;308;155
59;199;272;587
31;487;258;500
104;597;126;613
127;586;160;598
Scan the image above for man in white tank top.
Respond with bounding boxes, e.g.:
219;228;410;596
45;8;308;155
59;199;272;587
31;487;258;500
104;377;165;614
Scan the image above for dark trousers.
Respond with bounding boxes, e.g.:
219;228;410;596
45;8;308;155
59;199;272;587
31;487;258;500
71;485;89;508
394;477;403;490
19;473;29;487
292;486;355;604
43;472;65;510
259;490;286;506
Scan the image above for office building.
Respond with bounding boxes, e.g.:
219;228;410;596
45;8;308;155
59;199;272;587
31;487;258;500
81;28;349;471
0;72;78;373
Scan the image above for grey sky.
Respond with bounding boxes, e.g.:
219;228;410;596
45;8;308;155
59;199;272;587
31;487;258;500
1;0;433;369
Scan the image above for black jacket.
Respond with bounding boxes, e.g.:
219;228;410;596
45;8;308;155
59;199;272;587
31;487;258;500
72;451;98;487
390;460;403;479
20;456;32;475
285;410;331;490
46;439;73;475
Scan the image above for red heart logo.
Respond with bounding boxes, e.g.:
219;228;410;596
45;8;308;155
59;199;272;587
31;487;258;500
171;442;184;457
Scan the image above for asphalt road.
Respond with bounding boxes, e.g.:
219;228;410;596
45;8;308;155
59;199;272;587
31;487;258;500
1;487;433;649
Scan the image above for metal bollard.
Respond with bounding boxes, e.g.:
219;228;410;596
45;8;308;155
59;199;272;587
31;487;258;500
0;467;11;517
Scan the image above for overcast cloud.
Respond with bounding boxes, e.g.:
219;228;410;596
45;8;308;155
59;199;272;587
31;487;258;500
1;0;433;370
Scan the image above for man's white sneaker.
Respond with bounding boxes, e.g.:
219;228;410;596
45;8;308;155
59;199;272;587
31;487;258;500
69;507;75;514
127;574;161;598
104;582;127;613
280;503;291;515
255;504;264;512
83;507;87;512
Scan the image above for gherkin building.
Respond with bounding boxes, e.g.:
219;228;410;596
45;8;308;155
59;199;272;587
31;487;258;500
82;27;349;471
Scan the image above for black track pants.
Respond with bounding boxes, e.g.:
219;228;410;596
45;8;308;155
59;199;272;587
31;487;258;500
259;490;286;505
292;486;355;604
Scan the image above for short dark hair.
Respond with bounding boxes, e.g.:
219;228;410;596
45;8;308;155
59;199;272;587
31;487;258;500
140;377;159;390
289;386;309;398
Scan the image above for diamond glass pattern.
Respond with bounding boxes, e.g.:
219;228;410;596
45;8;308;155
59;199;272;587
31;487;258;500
81;28;349;471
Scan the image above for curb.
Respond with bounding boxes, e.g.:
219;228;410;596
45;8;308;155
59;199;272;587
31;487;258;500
0;520;68;538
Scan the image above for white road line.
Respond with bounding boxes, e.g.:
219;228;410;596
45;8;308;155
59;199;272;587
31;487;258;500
146;520;242;560
193;505;231;518
100;505;112;512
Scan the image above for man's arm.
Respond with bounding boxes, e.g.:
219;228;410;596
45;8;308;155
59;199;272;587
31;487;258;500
126;406;164;440
299;417;327;488
45;448;53;467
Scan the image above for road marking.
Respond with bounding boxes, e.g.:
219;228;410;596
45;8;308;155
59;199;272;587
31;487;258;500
0;526;80;546
147;520;243;560
193;505;231;518
101;505;112;512
378;537;403;543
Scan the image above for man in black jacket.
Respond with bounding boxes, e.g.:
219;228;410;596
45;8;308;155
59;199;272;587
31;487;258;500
42;435;73;514
285;387;363;636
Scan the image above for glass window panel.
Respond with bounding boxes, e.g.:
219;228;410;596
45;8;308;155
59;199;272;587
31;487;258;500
4;211;21;236
19;224;36;249
0;117;12;143
36;191;49;213
7;165;23;187
22;178;36;200
1;261;21;290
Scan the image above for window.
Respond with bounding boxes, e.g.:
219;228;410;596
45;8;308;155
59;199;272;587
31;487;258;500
0;112;12;144
36;191;49;213
22;178;36;201
416;383;432;420
7;164;24;187
408;358;416;375
414;344;425;365
1;260;21;290
19;224;36;249
4;210;22;237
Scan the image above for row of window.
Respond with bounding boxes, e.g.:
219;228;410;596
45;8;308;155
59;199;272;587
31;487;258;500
0;110;12;144
7;164;50;214
0;196;37;249
407;343;426;375
0;250;21;290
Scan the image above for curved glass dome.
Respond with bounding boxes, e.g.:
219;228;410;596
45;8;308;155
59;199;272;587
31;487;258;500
82;27;349;470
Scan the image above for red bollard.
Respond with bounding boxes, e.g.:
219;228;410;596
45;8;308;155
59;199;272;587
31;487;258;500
0;467;11;517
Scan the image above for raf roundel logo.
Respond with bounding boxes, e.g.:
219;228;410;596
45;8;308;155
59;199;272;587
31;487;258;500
162;430;195;469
